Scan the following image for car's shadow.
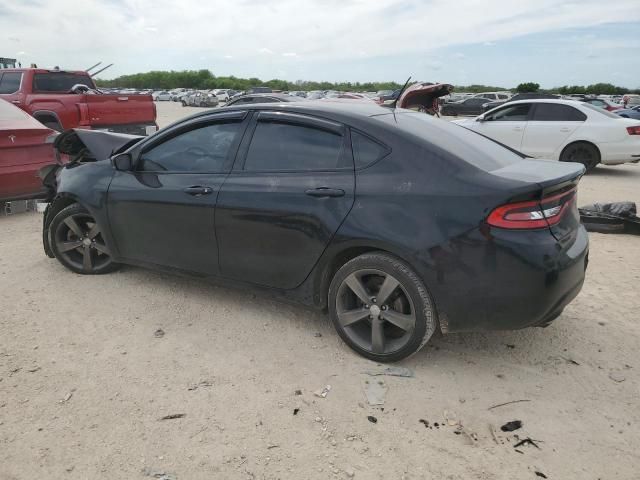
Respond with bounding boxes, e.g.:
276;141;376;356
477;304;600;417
103;264;565;370
588;164;640;177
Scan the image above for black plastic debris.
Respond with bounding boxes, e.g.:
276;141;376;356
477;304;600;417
159;413;186;421
513;437;540;449
535;472;548;479
501;420;523;432
154;329;165;338
293;408;300;416
419;419;429;428
579;202;640;235
367;415;378;424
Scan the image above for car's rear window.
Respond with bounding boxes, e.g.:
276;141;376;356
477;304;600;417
33;73;95;92
378;112;525;171
581;103;623;119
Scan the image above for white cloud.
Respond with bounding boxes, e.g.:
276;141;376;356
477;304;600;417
282;52;298;57
223;55;233;59
0;0;638;81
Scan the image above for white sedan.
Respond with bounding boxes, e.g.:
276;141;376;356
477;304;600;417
453;99;640;171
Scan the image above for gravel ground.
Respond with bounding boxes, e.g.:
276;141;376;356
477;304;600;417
1;101;639;479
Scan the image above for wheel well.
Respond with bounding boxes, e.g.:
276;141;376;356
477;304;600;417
33;112;63;131
318;246;394;310
560;140;601;162
43;197;78;257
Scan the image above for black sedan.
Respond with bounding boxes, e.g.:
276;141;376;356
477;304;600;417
440;97;493;116
481;93;560;112
40;102;588;362
226;93;304;106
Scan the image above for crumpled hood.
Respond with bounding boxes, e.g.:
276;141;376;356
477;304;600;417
54;129;144;161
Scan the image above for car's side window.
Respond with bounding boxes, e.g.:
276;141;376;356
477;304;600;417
351;130;389;168
244;121;343;171
139;122;242;173
485;104;531;121
532;104;587;122
0;72;22;94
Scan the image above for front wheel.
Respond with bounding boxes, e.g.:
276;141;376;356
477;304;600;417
49;203;120;275
560;142;600;172
328;252;437;362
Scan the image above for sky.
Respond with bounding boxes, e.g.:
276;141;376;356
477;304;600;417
1;0;639;88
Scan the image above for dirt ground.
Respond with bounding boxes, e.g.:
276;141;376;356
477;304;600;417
1;101;639;479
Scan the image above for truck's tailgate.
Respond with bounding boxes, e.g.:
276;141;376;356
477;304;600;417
84;94;156;128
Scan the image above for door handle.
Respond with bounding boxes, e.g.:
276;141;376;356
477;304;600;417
560;127;570;132
305;187;345;198
513;126;522;131
183;185;213;196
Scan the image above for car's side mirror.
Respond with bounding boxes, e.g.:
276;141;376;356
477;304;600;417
112;153;133;171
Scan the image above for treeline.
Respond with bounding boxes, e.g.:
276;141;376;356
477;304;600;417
95;69;403;92
94;70;638;94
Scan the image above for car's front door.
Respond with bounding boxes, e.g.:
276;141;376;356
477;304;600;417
216;111;355;289
472;103;532;150
520;103;586;159
107;112;248;274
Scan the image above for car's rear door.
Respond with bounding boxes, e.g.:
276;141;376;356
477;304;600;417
520;103;586;159
215;111;355;289
107;111;248;274
473;103;532;150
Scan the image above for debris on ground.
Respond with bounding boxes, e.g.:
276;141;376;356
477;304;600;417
513;437;541;449
579;201;640;235
557;355;580;366
159;413;186;421
488;399;531;410
535;472;548;479
293;408;300;415
313;332;322;337
142;467;178;480
187;380;213;391
59;390;74;404
419;419;429;428
500;420;523;432
444;410;459;427
154;328;165;338
294;389;302;396
26;366;41;373
363;378;387;406
505;344;515;349
313;385;331;398
367;415;378;424
362;366;414;378
609;372;626;383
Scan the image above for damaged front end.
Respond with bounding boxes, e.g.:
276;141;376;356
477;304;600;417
39;128;144;257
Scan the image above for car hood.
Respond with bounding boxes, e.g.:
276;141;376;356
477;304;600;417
54;129;144;161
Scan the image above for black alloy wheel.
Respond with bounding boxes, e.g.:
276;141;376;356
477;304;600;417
329;252;437;362
50;204;119;275
560;142;600;172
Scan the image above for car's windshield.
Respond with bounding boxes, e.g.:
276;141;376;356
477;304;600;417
32;73;95;92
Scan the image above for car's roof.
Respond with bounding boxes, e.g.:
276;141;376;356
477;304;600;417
503;98;585;107
221;99;394;118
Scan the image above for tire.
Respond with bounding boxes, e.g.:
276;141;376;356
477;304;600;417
181;101;187;107
328;252;437;362
49;203;120;275
560;141;600;172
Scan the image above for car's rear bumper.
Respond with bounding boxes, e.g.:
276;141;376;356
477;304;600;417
598;140;640;165
422;225;589;333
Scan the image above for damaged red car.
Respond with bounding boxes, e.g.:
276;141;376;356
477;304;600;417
0;98;58;202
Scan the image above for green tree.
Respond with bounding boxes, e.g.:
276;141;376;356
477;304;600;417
516;82;540;93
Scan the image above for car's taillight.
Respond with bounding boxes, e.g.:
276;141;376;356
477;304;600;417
626;126;640;135
487;188;576;230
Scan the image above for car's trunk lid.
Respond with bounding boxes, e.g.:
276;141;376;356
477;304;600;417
491;159;585;241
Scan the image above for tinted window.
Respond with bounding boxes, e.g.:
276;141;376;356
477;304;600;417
33;73;94;92
351;130;388;168
378;112;525;171
532;104;587;121
140;122;241;172
0;72;22;94
485;104;531;121
466;98;487;105
498;94;509;99
245;121;343;171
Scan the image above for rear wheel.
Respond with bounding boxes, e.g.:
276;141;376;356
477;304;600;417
328;252;437;362
560;142;600;172
49;203;119;275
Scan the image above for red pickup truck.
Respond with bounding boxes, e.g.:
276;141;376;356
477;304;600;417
0;68;157;136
